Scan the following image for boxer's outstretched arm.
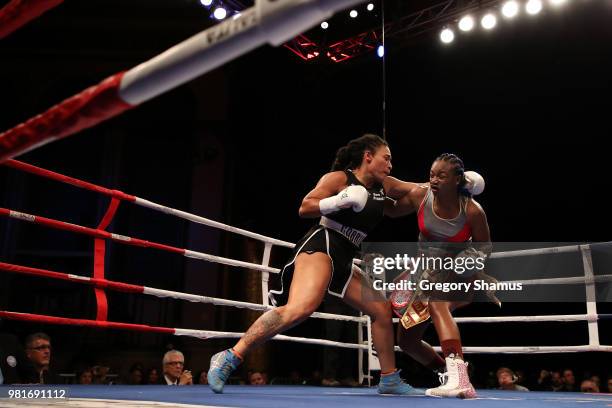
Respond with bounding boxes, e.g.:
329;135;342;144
383;176;427;218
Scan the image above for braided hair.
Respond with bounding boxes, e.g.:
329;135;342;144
331;134;388;171
434;153;471;196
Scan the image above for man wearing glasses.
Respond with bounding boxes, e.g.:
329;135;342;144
162;350;192;385
24;332;58;384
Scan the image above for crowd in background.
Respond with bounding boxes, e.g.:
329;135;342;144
1;332;610;394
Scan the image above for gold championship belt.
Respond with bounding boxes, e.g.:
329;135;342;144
389;241;501;330
389;270;432;330
400;298;430;330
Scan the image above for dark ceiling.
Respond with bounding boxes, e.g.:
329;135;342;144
0;0;454;61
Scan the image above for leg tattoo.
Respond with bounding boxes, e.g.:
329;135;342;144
241;309;284;351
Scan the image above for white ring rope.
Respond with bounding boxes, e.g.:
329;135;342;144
501;274;612;286
173;328;368;350
426;345;612;354
141;286;366;323
489;244;583;259
393;314;602;325
183;249;280;274
135;197;294;248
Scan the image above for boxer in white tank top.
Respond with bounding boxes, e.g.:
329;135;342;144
382;153;492;399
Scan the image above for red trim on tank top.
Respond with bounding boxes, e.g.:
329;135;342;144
417;193;431;239
446;223;472;242
418;189;472;242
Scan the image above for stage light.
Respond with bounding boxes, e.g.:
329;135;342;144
440;28;455;44
502;0;520;18
481;13;497;29
458;15;475;31
526;0;543;15
213;7;227;20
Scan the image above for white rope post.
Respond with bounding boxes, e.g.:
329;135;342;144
580;244;600;346
366;315;380;386
357;312;364;385
261;242;272;307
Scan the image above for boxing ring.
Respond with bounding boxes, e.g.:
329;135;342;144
3;385;612;408
1;160;611;408
1;0;611;406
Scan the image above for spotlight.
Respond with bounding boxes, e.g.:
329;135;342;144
481;13;497;29
458;15;475;32
502;0;520;18
377;45;384;58
440;28;455;44
367;3;375;11
213;7;227;20
525;0;543;14
550;0;567;6
321;21;329;29
349;9;358;18
200;0;213;6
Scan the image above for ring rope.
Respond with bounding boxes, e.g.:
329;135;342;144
489;244;584;259
0;261;365;323
3;159;294;248
393;313;612;325
3;311;609;354
503;275;612;286
0;311;367;350
0;208;281;274
5;260;610;326
0;0;64;40
420;345;612;354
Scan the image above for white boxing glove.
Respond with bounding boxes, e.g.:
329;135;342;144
319;185;369;215
464;170;485;196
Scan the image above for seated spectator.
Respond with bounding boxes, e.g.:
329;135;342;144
197;370;208;385
145;368;160;385
561;369;578;392
580;379;599;393
248;371;266;385
550;371;564;392
497;367;529;391
77;368;94;385
607;377;612;393
23;332;60;384
92;365;113;385
127;364;144;385
162;350;192;385
535;369;552;391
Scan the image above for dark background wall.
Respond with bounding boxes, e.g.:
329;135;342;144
0;0;610;386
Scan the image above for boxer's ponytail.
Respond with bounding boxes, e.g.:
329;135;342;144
332;134;388;171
